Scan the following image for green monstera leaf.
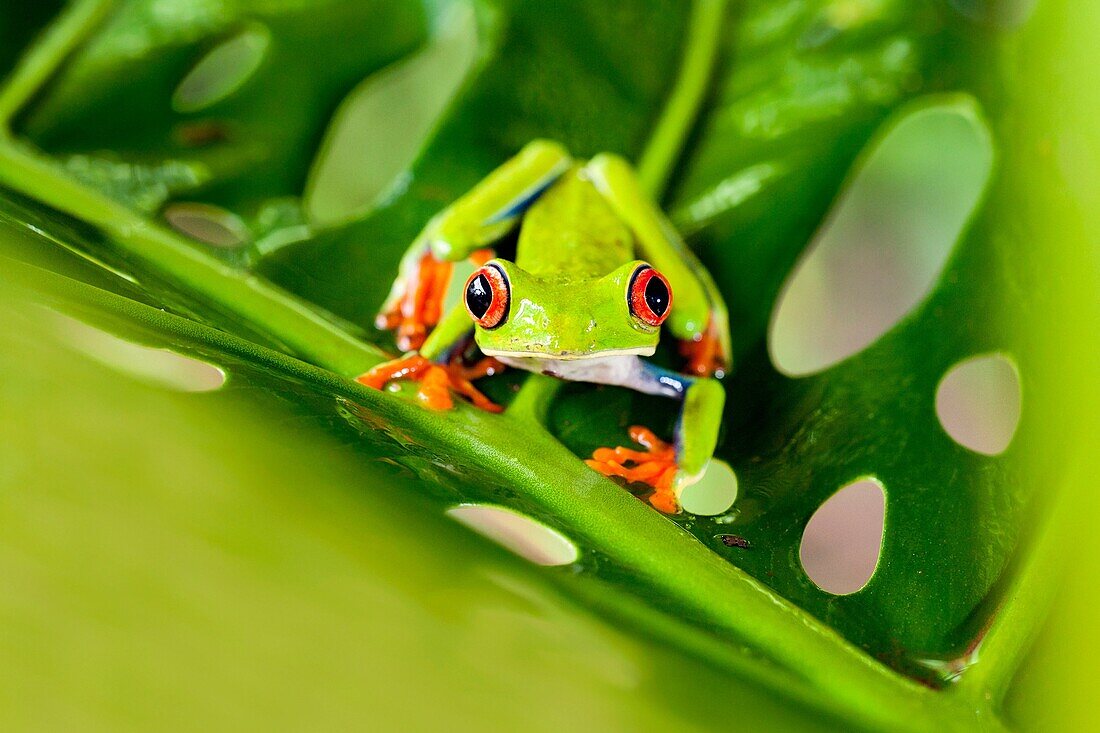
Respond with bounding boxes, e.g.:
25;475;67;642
0;0;1097;730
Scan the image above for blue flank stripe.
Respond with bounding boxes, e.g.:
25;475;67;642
481;165;567;226
639;360;691;397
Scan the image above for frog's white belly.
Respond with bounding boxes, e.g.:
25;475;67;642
495;353;681;398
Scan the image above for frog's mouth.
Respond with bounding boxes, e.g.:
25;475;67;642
478;345;656;360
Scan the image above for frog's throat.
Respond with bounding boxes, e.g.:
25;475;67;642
491;351;683;398
478;345;656;360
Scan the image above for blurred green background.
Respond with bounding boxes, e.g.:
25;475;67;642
1;0;1097;730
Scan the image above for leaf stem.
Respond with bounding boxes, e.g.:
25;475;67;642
0;0;386;373
0;0;115;131
507;373;563;424
0;144;387;375
948;465;1073;707
635;0;726;200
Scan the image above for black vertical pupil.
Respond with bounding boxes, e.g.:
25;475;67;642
644;275;670;316
466;274;493;318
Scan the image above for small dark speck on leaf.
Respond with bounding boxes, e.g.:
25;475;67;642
718;534;751;549
175;121;230;146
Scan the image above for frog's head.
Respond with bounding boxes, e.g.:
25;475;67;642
463;258;672;359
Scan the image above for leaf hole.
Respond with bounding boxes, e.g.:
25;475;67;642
935;352;1021;455
53;315;226;392
172;24;272;113
769;99;994;376
800;478;885;595
165;202;251;247
303;2;479;225
446;504;579;566
679;459;738;516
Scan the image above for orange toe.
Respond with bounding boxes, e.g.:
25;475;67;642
356;354;431;390
587;425;680;513
444;366;503;413
356;354;502;413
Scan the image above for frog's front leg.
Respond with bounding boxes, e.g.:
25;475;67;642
376;140;571;351
375;238;491;352
586;364;724;514
359;303;505;412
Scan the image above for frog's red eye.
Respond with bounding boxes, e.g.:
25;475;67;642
628;265;672;327
465;263;510;329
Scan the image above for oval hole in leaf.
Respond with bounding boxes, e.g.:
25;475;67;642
769;100;994;376
172;24;272;113
447;504;579;566
165;202;251;247
304;2;479;226
680;459;738;516
800;478;885;595
936;352;1021;455
53;314;226;392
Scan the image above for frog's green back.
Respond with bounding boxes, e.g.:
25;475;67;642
515;166;636;280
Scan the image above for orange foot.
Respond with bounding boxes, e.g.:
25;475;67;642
680;317;727;378
357;353;504;413
585;426;680;514
376;251;452;352
376;248;493;351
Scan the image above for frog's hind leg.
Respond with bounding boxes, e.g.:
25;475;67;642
584;362;724;514
376;140;571;350
586;426;681;514
586;153;732;377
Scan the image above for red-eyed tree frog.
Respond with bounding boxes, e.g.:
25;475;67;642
358;140;730;514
